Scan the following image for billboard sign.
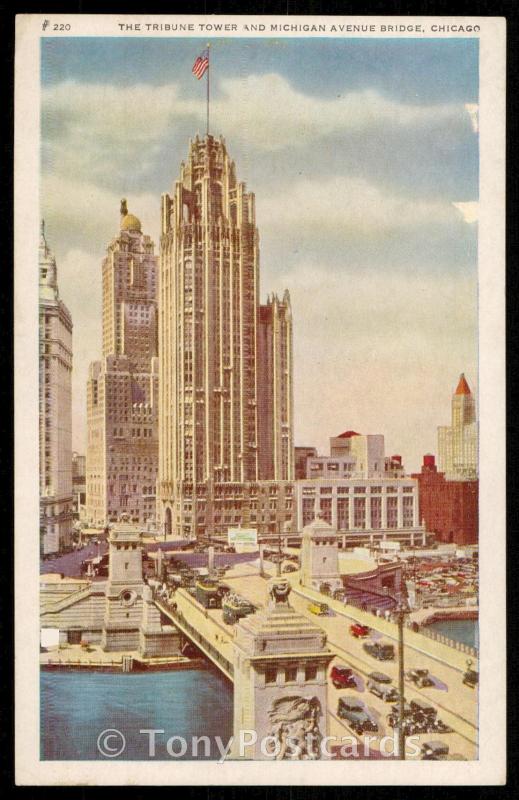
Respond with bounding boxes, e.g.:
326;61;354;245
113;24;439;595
228;528;258;546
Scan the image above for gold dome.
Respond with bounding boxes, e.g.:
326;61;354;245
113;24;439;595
121;213;142;232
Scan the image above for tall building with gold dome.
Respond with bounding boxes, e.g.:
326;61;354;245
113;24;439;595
85;202;159;527
39;221;73;554
158;134;294;539
438;373;478;480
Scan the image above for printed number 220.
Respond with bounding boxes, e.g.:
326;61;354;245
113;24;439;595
53;24;71;31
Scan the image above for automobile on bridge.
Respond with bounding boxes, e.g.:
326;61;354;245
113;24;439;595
405;667;435;688
367;672;399;701
337;696;378;735
362;640;395;661
330;665;356;689
308;601;329;616
350;623;370;638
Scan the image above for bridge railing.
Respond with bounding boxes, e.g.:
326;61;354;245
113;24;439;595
406;620;478;657
154;593;234;679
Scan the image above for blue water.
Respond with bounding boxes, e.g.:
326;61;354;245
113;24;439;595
41;669;233;760
427;619;478;649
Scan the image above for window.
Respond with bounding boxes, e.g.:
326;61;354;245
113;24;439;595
354;497;366;529
265;668;277;685
305;665;317;681
320;498;332;525
387;496;398;528
370;497;382;529
337;497;349;530
285;666;297;683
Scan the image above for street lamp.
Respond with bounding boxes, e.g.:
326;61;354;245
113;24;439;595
394;600;409;761
277;523;283;577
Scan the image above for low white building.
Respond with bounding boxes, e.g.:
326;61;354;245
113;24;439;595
295;477;421;538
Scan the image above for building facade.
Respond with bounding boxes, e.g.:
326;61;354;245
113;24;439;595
39;221;73;555
412;454;478;545
158;134;293;539
306;431;405;480
257;292;294;481
438;373;478;479
71;451;86;521
294;446;317;480
295;477;421;541
85;203;159;528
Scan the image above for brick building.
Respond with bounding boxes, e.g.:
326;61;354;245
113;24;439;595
412;454;478;545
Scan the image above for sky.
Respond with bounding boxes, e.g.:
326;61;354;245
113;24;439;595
40;36;479;471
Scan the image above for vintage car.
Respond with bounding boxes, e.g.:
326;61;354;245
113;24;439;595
410;697;437;718
337;696;378;735
349;623;371;638
363;640;395;661
308;602;329;616
330;665;356;689
386;702;414;727
420;741;450;760
367;672;399;702
462;667;479;688
405;667;435;688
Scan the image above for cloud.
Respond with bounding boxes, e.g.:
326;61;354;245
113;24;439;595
464;103;479;133
42;75;474;182
41;174;161;252
452;201;479;224
41;81;198;183
256;175;462;235
215;75;473;150
280;263;477;469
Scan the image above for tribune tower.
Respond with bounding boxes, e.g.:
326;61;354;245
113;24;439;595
158;134;293;539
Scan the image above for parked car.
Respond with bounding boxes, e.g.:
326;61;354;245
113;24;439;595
410;697;437;718
386;701;414;729
462;667;479;688
405;668;435;688
330;665;356;689
350;623;370;638
420;741;450;760
308;602;329;616
282;563;298;574
367;672;399;702
337;696;378;735
363;641;395;661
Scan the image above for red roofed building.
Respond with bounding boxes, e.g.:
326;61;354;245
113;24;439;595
412;454;478;545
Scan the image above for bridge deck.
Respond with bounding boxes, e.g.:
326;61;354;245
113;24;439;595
156;566;478;759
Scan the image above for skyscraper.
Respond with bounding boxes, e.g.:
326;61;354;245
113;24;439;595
438;373;478;479
39;221;73;554
158;134;294;539
257;292;294;481
86;203;159;527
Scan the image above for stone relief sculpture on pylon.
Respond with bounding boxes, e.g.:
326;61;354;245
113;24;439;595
266;696;323;760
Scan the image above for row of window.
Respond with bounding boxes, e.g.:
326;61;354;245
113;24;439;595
265;665;317;684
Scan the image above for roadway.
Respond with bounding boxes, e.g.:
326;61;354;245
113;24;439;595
221;563;478;760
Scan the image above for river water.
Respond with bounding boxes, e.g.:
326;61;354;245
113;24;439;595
41;668;233;760
426;618;478;649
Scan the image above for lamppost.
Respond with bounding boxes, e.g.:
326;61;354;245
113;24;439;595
395;600;409;761
276;522;283;578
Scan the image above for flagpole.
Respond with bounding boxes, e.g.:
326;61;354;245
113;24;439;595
206;43;210;136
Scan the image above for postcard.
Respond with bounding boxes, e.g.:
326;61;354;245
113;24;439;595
14;13;506;785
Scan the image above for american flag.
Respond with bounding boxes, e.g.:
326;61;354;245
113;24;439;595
192;49;209;80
